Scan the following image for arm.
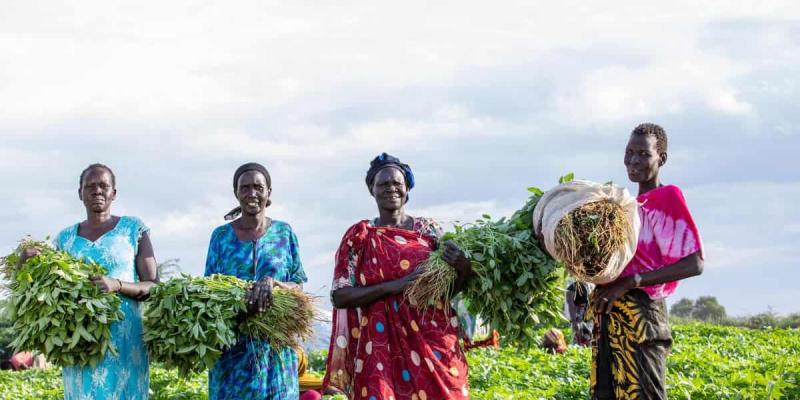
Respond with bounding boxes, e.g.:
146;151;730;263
243;278;305;314
331;269;422;309
277;227;306;292
566;285;578;323
274;280;302;290
441;240;473;295
593;250;703;314
247;225;307;312
451;268;472;296
90;232;158;300
17;247;41;267
636;251;703;287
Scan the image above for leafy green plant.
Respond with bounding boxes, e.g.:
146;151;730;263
1;324;797;399
406;186;566;346
238;286;315;348
307;349;328;373
0;239;123;367
0;299;14;366
467;323;800;399
143;274;247;375
143;274;316;375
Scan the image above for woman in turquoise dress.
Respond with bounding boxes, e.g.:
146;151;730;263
204;162;307;400
18;163;158;400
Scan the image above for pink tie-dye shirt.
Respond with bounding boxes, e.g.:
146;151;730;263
619;185;704;299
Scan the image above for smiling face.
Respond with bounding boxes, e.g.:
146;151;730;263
624;133;666;185
236;170;271;216
79;167;116;213
371;167;407;212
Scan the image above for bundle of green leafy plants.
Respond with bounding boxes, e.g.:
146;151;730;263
143;274;315;375
238;285;315;348
142;274;245;375
0;239;123;367
405;183;566;346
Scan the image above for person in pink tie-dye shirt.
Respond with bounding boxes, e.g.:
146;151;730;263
590;123;705;400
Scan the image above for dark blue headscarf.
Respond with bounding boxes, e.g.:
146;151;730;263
365;153;415;200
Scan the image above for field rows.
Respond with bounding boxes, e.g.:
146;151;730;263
1;323;797;399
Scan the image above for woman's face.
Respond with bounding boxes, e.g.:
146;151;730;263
236;170;270;216
371;167;407;211
79;168;116;213
624;134;664;184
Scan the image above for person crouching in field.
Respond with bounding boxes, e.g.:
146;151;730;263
589;123;704;400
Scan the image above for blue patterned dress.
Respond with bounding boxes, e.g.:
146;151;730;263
54;216;150;400
204;219;308;400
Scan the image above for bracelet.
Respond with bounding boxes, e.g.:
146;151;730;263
116;279;123;293
632;273;642;288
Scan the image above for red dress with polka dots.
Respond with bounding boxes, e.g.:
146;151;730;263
323;219;469;400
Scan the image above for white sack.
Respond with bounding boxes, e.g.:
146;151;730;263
532;180;640;284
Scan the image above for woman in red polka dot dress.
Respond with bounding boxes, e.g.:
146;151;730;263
323;153;472;400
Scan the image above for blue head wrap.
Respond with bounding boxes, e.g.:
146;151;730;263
365;153;415;201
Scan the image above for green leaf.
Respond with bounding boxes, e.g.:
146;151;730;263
527;186;544;195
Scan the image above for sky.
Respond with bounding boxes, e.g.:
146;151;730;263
1;1;798;316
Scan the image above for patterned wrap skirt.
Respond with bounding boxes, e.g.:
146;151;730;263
590;289;672;400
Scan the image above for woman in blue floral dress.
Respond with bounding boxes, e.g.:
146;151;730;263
18;163;158;400
204;162;307;400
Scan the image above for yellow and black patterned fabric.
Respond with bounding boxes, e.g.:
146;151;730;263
589;289;672;400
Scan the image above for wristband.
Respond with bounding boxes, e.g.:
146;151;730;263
116;279;124;293
633;273;642;288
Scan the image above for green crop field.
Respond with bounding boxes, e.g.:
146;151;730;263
1;323;797;399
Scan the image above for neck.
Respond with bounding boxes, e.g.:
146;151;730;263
86;210;113;226
237;211;267;230
377;207;406;227
638;176;661;196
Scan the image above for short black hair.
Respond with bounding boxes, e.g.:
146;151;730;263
79;163;116;188
631;123;668;155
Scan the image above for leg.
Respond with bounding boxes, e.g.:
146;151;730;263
590;299;615;399
635;299;672;400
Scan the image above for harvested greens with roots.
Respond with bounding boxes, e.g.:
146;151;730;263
0;239;123;367
554;201;629;279
405;183;565;346
143;274;315;375
533;178;640;284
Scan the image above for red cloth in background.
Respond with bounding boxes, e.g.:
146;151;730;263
463;330;500;351
300;390;322;400
9;352;33;370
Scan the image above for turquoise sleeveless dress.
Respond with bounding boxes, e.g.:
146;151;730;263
54;216;150;400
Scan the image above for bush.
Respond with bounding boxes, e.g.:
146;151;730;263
724;311;800;330
307;349;327;374
692;296;727;322
670;296;727;322
670;298;695;318
0;299;13;368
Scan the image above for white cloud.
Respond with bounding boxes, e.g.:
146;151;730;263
411;200;515;230
148;199;228;240
0;0;798;317
555;55;753;123
702;241;799;270
682;181;800;271
2;1;794;129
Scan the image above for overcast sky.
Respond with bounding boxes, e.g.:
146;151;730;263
1;1;798;316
